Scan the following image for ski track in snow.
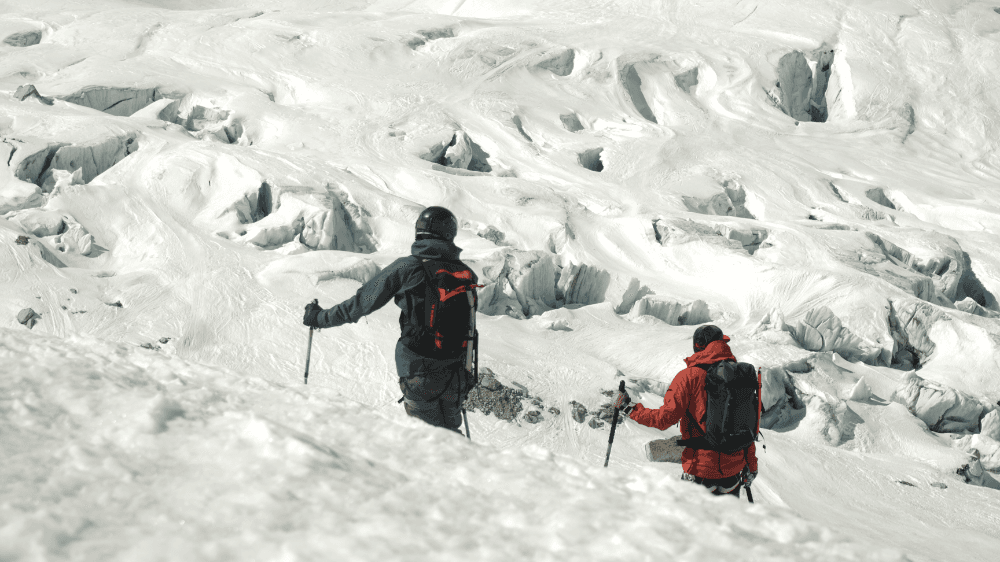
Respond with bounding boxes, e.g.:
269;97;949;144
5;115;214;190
3;0;1000;560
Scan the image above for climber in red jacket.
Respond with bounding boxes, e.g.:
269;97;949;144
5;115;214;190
615;325;758;497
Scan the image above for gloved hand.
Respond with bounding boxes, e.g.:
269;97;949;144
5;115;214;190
613;389;631;409
303;300;322;328
744;470;758;487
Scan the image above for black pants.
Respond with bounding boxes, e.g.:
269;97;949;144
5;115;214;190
395;341;467;431
682;472;743;497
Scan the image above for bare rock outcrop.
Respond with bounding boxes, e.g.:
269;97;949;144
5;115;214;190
4;30;41;47
674;67;699;95
17;308;41;329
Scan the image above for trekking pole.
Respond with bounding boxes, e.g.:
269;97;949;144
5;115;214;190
461;330;478;440
742;466;755;504
604;380;627;467
303;299;318;385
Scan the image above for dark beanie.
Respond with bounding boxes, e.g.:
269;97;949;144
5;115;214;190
693;325;725;352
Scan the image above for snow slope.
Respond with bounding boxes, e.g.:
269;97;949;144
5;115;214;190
3;0;1000;560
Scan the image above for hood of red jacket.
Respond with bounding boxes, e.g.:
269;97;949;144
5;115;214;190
684;336;735;367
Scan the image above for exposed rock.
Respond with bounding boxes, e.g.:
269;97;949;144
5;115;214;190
896;480;916;487
4;30;42;47
14;84;53;105
675;67;699;95
930;482;948;489
477;225;505;246
891;372;987;433
60;86;163;117
621;63;656;123
560;113;584;132
956;450;1000;490
777;51;813;121
537;49;575;76
15;235;29;245
464;367;525;421
569;401;588;423
588;417;605;429
646;436;684;463
16;308;40;329
578;148;603;172
548;407;561;416
406;28;454;49
902;104;916;140
523;411;543;424
511;115;533;142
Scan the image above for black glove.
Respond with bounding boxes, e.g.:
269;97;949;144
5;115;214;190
303;301;322;328
744;470;758;486
613;389;631;409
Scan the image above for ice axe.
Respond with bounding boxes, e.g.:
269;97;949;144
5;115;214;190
304;299;318;385
604;380;627;467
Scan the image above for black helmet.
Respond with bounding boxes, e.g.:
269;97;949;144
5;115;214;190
415;206;458;242
693;325;725;352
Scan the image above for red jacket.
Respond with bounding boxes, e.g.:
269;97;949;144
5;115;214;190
629;338;758;479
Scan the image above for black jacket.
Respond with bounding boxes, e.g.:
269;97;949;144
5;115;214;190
315;238;478;351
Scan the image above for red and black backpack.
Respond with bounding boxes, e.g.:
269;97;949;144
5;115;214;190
415;259;481;360
677;360;762;454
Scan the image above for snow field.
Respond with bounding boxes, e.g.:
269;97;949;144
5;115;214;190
3;0;1000;560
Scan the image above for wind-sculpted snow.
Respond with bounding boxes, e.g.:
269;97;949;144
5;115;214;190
0;328;907;562
4;0;1000;558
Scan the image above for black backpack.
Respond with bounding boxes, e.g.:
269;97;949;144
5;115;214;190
678;360;761;454
415;259;481;360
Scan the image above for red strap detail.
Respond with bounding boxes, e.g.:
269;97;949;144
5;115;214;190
438;286;469;302
435;331;443;349
429;304;436;327
436;269;472;280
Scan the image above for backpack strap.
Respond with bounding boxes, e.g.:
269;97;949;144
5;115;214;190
419;258;437;328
